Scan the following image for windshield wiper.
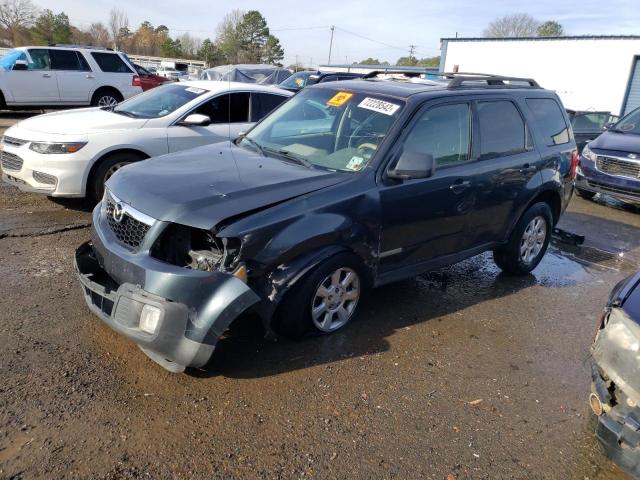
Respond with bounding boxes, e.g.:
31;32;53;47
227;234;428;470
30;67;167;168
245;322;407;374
240;136;267;156
111;109;139;118
263;147;312;168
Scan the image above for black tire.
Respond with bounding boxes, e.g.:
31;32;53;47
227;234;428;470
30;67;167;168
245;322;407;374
493;202;553;275
575;187;596;201
91;88;123;108
0;90;5;110
274;252;367;338
88;152;141;204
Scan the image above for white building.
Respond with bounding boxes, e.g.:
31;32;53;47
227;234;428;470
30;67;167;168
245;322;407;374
440;36;640;116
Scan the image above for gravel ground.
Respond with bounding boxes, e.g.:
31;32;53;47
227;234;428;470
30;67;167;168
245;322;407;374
1;113;640;479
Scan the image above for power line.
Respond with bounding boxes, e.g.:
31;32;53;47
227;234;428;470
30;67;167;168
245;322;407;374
333;27;407;52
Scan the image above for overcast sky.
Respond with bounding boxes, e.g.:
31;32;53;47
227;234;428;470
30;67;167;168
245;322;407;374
35;0;640;67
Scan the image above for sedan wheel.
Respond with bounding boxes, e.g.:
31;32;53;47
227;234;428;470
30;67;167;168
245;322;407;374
311;267;360;332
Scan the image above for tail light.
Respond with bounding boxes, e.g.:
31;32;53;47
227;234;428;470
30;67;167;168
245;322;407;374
132;75;141;87
570;149;579;179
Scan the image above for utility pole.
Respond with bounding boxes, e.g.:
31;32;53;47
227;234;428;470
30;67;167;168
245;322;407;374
328;25;335;65
409;44;416;59
295;54;299;72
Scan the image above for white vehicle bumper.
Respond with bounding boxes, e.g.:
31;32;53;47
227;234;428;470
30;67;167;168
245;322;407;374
1;142;90;197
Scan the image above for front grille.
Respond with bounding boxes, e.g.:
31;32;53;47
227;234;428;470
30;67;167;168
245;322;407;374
105;194;152;249
597;156;640;180
587;180;640;197
0;151;23;171
33;171;57;186
2;136;27;147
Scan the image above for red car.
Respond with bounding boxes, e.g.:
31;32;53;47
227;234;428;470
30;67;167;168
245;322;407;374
133;63;170;91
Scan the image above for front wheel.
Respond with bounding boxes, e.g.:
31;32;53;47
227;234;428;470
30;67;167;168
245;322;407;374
493;202;553;275
88;153;140;204
274;253;366;338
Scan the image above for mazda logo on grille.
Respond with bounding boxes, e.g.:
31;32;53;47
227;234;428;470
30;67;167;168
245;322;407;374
112;202;125;223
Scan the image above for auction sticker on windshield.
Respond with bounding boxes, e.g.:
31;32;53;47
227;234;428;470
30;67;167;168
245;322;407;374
358;97;400;116
327;92;353;107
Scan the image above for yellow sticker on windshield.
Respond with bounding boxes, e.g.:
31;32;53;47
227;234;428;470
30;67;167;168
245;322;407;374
327;92;353;107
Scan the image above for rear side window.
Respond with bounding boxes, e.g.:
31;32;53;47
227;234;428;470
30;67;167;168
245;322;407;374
526;98;570;146
91;52;132;73
477;101;528;159
194;92;250;123
50;50;90;71
251;93;287;121
403;103;471;167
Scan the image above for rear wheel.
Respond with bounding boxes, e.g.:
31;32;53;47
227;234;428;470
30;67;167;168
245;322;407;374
493;202;553;275
88;152;142;204
575;187;596;201
91;88;123;108
274;253;366;338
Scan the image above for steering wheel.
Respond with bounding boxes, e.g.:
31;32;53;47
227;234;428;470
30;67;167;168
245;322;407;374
356;142;378;160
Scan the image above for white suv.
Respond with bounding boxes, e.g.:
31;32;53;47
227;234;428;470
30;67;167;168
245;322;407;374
0;45;143;108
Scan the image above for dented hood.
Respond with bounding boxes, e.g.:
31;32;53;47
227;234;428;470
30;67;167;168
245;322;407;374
107;141;348;230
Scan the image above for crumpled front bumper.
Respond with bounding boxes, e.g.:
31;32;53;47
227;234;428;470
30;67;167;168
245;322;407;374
74;208;260;372
591;364;640;477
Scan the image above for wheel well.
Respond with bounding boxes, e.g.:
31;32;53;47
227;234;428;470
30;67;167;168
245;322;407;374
0;88;5;107
86;149;149;194
529;189;562;226
91;86;123;102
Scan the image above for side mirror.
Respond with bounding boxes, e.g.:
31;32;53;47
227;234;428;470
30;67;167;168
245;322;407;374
12;60;28;71
180;114;210;127
387;151;435;180
603;122;615;131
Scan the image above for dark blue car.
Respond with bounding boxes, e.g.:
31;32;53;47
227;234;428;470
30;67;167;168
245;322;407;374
575;107;640;205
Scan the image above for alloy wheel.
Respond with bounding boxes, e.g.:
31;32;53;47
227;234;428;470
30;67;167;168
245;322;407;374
311;267;360;332
520;215;547;264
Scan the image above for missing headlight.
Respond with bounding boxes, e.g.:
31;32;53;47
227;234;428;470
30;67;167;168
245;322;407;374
151;224;239;272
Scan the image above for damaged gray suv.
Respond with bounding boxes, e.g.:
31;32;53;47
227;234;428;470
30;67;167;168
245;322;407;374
75;74;577;372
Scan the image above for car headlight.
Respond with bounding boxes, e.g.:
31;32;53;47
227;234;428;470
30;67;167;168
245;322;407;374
582;144;597;162
29;141;87;154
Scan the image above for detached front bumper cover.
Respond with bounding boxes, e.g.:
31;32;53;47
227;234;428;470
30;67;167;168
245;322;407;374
74;241;259;372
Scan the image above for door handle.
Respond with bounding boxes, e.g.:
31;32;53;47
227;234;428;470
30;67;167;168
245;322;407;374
519;164;537;174
86;74;95;79
450;179;471;194
42;73;51;78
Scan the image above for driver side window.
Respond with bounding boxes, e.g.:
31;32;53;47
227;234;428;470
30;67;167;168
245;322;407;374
402;103;471;167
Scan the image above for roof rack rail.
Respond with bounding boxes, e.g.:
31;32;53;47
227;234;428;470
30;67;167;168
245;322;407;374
48;44;114;51
363;69;431;79
441;72;540;88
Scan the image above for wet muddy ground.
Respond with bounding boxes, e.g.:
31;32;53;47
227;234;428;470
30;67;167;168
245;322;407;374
1;113;640;479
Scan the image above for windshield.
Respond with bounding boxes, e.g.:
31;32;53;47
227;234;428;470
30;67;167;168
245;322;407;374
112;83;208;119
570;111;611;133
612;107;640;135
241;87;404;172
280;72;313;90
0;49;26;71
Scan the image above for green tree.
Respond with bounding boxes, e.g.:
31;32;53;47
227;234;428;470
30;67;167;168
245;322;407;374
396;56;418;66
31;10;71;45
356;58;389;65
237;10;270;63
416;56;440;67
198;37;224;66
262;34;283;64
160;36;182;57
216;9;243;63
537;20;564;37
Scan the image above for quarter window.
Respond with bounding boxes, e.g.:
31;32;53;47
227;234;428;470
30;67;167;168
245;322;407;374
402;103;471;167
91;52;132;73
526;98;570;145
477;101;528;159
